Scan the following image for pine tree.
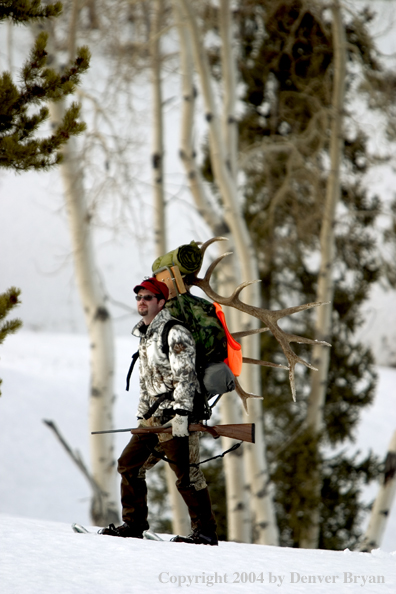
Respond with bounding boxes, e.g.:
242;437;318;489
0;0;90;170
0;1;90;394
0;0;61;22
238;0;391;549
200;0;395;549
0;287;22;395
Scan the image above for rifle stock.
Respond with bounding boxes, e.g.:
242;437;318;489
92;423;255;444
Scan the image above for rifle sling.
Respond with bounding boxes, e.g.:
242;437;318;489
191;441;242;467
145;439;243;467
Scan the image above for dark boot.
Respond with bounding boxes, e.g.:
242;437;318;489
171;530;218;546
98;522;144;538
173;486;218;545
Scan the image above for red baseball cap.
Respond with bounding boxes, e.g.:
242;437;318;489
134;277;169;301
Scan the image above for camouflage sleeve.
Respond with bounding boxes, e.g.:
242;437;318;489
136;364;150;419
167;325;197;413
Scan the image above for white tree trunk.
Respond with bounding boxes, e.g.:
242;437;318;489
152;0;167;257
220;390;251;542
165;463;190;535
177;0;257;286
219;262;252;543
360;430;396;552
173;0;223;234
219;0;237;180
176;0;278;544
50;100;119;524
37;17;119;525
242;399;279;545
173;0;250;542
218;0;278;546
151;0;189;533
301;0;347;548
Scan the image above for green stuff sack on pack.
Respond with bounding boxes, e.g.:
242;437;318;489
152;241;203;275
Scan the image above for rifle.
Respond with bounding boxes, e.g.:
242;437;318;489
92;423;255;444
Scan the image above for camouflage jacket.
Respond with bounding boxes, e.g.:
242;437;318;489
132;308;199;420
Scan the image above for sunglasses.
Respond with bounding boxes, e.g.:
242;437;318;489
135;294;157;302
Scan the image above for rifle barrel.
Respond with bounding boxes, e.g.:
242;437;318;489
92;423;255;443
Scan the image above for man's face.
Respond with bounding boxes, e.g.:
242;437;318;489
136;289;165;325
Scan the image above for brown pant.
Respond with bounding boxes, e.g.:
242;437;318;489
117;432;216;534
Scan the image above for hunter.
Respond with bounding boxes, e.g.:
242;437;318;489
100;277;218;545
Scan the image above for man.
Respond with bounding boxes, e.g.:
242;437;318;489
100;277;218;545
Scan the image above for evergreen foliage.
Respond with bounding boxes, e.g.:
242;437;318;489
0;2;89;393
0;1;90;171
0;287;22;396
238;0;390;549
0;0;62;23
201;0;395;548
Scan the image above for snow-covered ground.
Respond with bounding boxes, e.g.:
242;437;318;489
1;331;396;593
1;515;395;594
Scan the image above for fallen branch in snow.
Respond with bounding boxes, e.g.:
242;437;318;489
43;419;111;523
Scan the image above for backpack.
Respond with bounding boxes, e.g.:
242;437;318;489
166;290;242;368
154;260;243;379
125;294;241;421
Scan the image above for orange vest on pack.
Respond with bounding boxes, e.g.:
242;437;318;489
213;302;243;377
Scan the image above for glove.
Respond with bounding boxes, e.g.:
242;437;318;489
137;417;145;428
171;414;189;438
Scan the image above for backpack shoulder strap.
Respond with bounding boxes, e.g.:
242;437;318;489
161;319;187;357
125;351;139;391
126;320;185;391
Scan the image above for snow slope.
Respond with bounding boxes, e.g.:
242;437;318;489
1;331;396;593
0;332;140;524
1;515;395;594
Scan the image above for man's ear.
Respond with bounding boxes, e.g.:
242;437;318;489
158;298;166;309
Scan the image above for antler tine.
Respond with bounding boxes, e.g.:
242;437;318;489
289;364;297;403
271;301;331;322
276;339;321;401
198;236;228;259
231;279;261;301
287;353;318;403
284;332;332;348
234;377;263;414
243;357;289;370
232;327;270;339
204;251;233;283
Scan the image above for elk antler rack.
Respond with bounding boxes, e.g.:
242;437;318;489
192;237;330;409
